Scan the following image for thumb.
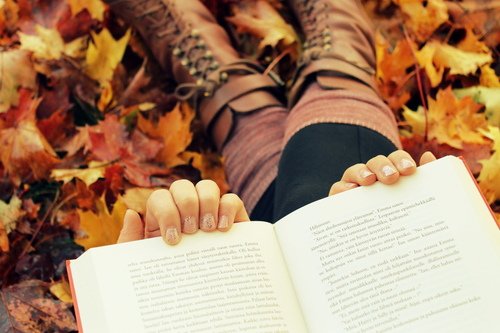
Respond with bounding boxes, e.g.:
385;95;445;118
117;209;144;243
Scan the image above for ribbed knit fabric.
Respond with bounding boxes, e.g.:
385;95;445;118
222;106;287;213
284;83;402;149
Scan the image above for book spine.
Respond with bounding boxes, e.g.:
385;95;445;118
66;260;84;333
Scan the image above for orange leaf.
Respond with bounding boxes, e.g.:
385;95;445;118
75;196;127;250
138;103;195;168
182;151;230;194
395;0;449;42
227;0;298;52
478;127;500;204
457;26;490;54
0;195;23;252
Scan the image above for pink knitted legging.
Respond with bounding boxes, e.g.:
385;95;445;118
222;83;401;213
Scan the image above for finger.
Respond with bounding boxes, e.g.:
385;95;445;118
419;151;437;165
145;189;181;245
329;181;359;196
217;193;249;232
169;180;199;234
196;180;220;232
117;209;144;243
341;163;377;186
366;155;400;185
388;150;417;176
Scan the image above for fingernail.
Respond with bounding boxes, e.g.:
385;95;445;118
183;216;197;233
218;215;229;229
399;158;415;169
382;165;397;177
360;169;374;178
200;214;215;230
165;228;179;244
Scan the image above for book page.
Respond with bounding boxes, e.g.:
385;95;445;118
70;222;307;333
275;156;500;333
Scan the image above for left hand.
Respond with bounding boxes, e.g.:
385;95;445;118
329;150;436;196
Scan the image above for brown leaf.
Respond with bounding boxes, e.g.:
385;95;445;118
0;195;23;252
0;280;76;332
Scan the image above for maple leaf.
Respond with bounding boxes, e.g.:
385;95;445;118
49;281;72;304
480;65;500;88
457;26;490;54
478;127;500;204
138;102;195;168
396;0;449;42
68;0;105;21
182;151;230;194
0;92;60;184
0;0;19;35
403;87;489;149
454;86;500;127
51;161;106;186
227;0;298;52
19;25;65;60
122;187;156;215
0;50;37;113
0;195;23;252
85;28;131;83
75;196;127;250
0;279;76;332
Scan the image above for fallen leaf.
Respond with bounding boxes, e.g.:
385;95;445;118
0;0;19;34
403;87;489;148
51;161;106;186
227;0;298;52
122;187;156;215
75;196;127;250
182;151;230;194
0;195;23;252
415;41;444;87
0;279;76;332
19;25;65;60
68;0;105;21
396;0;449;42
478;126;500;204
454;86;500;127
480;65;500;88
85;28;131;83
138;102;195;168
49;281;72;304
0;50;37;113
457;26;490;54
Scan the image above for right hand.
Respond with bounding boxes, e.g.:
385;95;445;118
117;180;250;245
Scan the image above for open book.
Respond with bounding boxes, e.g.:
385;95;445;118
67;156;500;332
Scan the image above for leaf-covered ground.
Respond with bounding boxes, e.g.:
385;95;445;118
0;0;498;330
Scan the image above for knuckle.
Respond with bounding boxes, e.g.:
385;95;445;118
147;189;169;208
170;179;193;190
196;179;218;189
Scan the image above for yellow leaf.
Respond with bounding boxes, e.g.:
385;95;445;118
434;42;492;76
0;50;37;113
182;151;230;194
480;65;500;88
227;0;298;52
0;0;19;33
0;196;23;252
403;87;489;148
478;126;500;204
68;0;105;21
51;161;106;186
454;86;500;127
85;28;131;83
49;281;73;304
138;103;195;168
457;27;490;54
396;0;448;42
415;42;443;87
76;196;127;250
122;188;157;215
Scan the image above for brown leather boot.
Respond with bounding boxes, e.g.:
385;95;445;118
287;0;379;106
104;0;284;150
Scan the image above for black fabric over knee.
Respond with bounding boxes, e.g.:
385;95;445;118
251;181;275;222
273;123;397;222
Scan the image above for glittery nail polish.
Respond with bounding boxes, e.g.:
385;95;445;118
166;228;179;244
218;215;229;229
382;165;397;177
183;216;197;233
201;213;215;230
399;158;415;169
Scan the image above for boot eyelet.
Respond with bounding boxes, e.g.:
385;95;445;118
181;58;191;66
220;72;228;82
323;44;331;51
189;67;199;75
191;29;200;38
173;47;183;57
203;50;213;59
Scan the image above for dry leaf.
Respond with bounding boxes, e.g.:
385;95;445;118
51;161;106;186
138;102;195;168
122;187;156;215
182;151;230;194
0;195;23;252
227;0;298;51
0;50;37;113
480;65;500;88
454;86;500;127
478;126;500;204
396;0;449;42
75;196;127;250
68;0;105;21
457;26;490;54
403;87;489;148
85;28;131;83
49;281;72;304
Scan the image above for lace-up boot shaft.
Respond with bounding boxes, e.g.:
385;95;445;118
105;0;284;150
288;0;379;105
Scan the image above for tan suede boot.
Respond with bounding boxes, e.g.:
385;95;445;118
287;0;379;106
105;0;284;150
